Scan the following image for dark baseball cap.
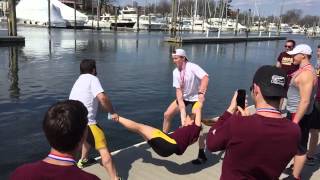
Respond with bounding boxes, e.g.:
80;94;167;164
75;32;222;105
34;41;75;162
253;65;287;98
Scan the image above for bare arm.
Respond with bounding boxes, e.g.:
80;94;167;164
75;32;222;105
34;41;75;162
96;92;119;121
193;103;202;127
293;72;314;123
199;75;209;94
276;61;281;68
198;75;209;103
176;88;186;126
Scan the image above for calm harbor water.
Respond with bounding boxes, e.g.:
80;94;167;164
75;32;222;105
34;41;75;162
0;27;319;179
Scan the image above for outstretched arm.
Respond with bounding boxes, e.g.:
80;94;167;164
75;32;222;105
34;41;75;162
96;92;118;121
192;102;203;127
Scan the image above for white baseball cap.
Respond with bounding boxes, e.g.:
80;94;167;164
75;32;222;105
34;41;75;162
172;49;188;60
287;44;312;55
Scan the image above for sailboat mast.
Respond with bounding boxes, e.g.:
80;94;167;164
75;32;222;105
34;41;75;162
194;0;198;18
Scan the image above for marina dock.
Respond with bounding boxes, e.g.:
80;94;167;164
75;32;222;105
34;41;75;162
165;36;287;44
0;36;25;46
84;125;320;180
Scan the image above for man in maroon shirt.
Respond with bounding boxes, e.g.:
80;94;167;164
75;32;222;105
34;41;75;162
276;40;299;112
206;66;301;180
276;40;299;77
111;102;202;157
10;100;100;180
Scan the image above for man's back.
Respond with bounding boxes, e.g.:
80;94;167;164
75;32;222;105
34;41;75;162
11;161;99;180
207;113;300;179
69;74;104;125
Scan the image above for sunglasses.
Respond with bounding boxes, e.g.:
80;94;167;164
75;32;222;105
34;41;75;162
284;45;292;48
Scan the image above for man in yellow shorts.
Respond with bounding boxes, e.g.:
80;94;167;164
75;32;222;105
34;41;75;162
69;59;120;180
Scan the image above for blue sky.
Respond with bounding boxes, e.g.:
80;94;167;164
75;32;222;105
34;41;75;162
119;0;320;16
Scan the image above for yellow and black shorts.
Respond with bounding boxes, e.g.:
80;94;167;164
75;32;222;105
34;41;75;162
87;124;108;150
147;129;179;157
176;100;201;112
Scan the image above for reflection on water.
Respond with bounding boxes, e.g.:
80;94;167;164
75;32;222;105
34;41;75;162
0;27;319;179
8;47;20;99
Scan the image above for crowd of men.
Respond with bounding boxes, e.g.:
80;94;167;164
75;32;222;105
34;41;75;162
9;42;320;180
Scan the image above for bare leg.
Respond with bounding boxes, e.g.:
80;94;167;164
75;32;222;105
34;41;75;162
118;116;159;140
80;141;90;160
308;129;319;157
192;131;208;164
292;155;306;178
198;132;207;149
163;101;179;133
98;148;119;180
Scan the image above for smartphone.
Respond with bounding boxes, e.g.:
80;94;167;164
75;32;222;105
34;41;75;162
237;89;246;109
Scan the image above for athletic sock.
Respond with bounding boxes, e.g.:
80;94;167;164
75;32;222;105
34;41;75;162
198;149;207;160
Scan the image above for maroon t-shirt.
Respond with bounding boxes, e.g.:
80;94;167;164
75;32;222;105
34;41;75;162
277;52;299;75
206;111;300;180
316;67;320;101
10;161;99;180
169;124;201;155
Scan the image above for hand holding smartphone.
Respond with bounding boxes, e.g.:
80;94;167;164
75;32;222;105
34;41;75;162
236;89;246;109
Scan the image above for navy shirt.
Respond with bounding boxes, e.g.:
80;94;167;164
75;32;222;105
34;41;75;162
207;111;300;180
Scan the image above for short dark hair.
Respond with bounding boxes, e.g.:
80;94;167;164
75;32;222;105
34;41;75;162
263;95;282;105
43;100;88;153
286;40;296;47
318;44;320;49
80;59;96;74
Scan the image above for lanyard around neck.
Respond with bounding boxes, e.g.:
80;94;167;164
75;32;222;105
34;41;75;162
180;62;187;89
47;154;76;164
256;108;281;115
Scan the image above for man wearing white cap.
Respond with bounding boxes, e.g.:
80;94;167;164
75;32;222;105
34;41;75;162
163;49;209;134
283;44;318;180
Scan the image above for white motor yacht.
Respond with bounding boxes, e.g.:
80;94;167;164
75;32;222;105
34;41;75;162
134;14;167;30
291;25;302;33
119;6;138;23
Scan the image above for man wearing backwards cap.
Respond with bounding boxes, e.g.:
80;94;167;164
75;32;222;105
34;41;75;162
283;44;318;180
163;49;209;133
206;65;300;179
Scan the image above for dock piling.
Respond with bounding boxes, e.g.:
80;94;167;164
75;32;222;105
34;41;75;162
97;0;100;30
234;9;239;36
7;0;17;36
136;6;140;31
48;0;51;29
74;1;76;29
170;0;177;37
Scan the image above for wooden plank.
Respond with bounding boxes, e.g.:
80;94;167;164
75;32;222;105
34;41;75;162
0;36;25;46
